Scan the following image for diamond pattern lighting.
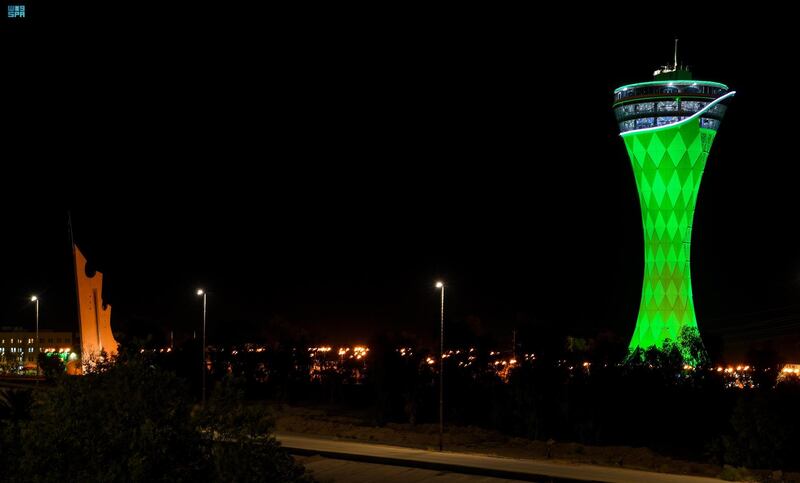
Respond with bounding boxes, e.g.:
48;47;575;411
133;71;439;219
624;121;714;354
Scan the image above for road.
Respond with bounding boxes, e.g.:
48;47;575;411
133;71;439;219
277;433;729;483
296;455;534;483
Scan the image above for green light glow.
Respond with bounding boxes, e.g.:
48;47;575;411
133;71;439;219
46;352;70;363
614;80;728;93
623;115;720;364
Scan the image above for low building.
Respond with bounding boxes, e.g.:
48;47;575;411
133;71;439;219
0;328;75;373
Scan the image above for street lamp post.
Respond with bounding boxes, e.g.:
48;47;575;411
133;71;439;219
435;281;445;451
197;289;207;405
31;295;39;378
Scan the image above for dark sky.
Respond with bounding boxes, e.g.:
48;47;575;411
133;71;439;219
4;8;799;357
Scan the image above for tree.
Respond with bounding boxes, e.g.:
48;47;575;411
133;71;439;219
678;326;708;367
624;326;708;368
37;352;66;379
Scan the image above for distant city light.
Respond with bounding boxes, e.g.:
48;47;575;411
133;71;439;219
111;336;794;393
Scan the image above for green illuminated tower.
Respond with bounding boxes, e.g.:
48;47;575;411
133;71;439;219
613;57;734;364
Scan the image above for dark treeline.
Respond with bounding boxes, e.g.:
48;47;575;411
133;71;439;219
144;328;800;473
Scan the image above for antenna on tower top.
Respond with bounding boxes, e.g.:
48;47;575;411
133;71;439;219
653;38;691;79
674;38;679;71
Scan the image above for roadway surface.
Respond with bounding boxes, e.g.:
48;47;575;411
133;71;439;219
296;455;533;483
277;433;729;483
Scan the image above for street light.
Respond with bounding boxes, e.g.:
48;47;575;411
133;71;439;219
435;281;445;451
197;289;207;405
30;295;39;378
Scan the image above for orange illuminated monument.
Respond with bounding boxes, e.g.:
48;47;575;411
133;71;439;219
74;244;119;363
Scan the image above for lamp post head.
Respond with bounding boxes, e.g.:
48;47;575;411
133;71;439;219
196;289;204;296
30;295;38;302
435;281;444;289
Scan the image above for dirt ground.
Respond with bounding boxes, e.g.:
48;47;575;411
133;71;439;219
272;404;798;483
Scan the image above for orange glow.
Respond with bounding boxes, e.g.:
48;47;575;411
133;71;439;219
74;244;119;364
308;346;332;353
781;365;800;375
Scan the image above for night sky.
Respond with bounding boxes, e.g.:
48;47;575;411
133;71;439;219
4;9;799;358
